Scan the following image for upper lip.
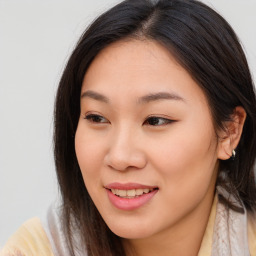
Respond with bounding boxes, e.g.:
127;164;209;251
104;182;158;190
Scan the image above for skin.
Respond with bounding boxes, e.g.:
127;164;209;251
75;39;246;256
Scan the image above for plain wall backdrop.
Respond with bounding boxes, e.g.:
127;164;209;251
0;0;256;246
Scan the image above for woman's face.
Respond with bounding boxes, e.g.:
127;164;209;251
75;40;220;240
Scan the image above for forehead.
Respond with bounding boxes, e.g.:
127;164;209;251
81;39;208;107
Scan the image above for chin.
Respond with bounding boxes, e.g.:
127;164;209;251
104;218;157;240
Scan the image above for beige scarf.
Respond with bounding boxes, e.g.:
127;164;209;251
212;186;251;256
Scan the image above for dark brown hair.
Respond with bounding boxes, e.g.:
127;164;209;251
54;0;256;255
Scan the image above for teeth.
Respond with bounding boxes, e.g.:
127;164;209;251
135;189;143;196
119;190;127;197
127;189;136;197
143;188;149;193
110;188;154;198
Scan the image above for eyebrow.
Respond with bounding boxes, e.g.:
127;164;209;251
81;90;109;103
137;92;185;104
81;90;185;104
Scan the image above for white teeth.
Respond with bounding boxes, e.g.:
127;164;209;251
127;189;136;197
119;190;127;197
143;188;149;193
135;189;143;196
111;189;117;194
110;188;154;198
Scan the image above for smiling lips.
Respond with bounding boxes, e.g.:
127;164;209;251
105;183;158;210
110;188;155;198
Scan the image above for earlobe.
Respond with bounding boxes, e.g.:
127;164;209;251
217;106;246;160
217;136;232;160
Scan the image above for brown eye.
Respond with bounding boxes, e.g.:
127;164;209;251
84;114;108;123
144;116;173;126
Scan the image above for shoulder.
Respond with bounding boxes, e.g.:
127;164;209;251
248;211;256;256
0;217;54;256
1;204;88;256
41;204;88;256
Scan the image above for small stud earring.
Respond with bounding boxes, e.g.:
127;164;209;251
231;149;236;160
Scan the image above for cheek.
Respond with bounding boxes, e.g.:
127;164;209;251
148;127;218;225
75;123;105;184
149;117;218;187
75;128;107;208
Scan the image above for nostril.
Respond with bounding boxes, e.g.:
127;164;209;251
104;149;147;172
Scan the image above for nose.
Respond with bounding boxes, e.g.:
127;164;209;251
104;126;147;172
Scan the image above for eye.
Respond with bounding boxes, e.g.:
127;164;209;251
144;116;173;126
84;114;109;124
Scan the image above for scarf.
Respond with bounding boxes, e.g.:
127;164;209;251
212;186;251;256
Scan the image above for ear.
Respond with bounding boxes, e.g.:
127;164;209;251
217;106;246;160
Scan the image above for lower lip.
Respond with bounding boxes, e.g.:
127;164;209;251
106;189;158;211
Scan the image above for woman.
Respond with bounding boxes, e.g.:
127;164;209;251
2;0;256;255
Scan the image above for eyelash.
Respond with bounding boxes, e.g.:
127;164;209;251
143;116;174;126
84;114;109;123
84;114;174;126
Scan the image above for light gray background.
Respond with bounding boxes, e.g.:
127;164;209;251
0;0;256;246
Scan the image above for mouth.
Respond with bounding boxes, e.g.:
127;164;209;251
104;183;159;210
108;188;158;199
